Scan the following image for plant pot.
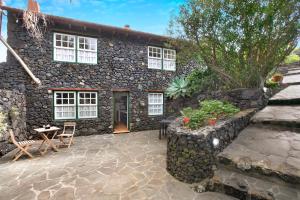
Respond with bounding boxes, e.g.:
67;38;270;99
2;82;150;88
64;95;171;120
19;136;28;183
208;118;217;126
271;75;283;82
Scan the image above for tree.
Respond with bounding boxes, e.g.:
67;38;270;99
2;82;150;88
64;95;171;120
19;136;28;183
169;0;300;89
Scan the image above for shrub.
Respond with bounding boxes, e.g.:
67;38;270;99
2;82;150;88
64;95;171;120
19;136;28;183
284;54;300;64
166;76;190;99
181;100;240;129
186;67;220;94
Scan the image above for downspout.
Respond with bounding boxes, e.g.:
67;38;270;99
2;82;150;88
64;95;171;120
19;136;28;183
0;36;41;85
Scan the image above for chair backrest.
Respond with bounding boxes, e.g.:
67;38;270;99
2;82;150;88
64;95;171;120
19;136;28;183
63;122;76;135
9;129;19;146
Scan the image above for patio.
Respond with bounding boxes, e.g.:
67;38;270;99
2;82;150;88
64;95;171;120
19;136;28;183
0;130;220;200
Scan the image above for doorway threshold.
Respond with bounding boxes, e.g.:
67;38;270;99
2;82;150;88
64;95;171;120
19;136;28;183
113;123;129;134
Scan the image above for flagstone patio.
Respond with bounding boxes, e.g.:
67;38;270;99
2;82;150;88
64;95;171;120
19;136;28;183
0;130;233;200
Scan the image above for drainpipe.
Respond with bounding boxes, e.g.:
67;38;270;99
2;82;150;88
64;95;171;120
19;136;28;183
0;35;41;85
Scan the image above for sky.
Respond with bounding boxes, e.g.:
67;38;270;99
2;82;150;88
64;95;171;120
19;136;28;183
0;0;184;61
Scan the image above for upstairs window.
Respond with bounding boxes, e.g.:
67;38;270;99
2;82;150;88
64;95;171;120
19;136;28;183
148;46;176;71
148;93;163;116
53;33;97;64
163;49;176;71
148;46;162;69
77;37;97;64
54;33;76;62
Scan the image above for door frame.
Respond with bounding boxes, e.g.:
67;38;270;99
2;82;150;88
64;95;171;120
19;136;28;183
112;91;130;131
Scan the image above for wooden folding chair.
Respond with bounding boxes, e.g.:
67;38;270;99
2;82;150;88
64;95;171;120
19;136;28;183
57;122;76;148
9;129;37;161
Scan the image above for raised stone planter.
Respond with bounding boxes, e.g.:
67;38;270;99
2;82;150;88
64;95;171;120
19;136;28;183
166;109;256;183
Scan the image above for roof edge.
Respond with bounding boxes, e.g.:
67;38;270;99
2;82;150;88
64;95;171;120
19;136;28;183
1;5;171;41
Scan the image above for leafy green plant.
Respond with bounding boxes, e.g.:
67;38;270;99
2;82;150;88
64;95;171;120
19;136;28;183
181;100;240;129
166;76;190;99
186;67;220;94
265;79;280;89
284;54;300;64
0;112;8;138
169;0;299;89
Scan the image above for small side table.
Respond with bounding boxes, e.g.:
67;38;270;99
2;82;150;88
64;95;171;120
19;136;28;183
34;126;61;155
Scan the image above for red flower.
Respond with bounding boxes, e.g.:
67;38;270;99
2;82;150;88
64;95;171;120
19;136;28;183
183;117;190;125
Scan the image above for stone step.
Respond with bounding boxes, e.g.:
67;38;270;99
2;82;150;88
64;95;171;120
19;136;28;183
218;125;300;185
210;168;300;200
251;106;300;127
195;192;239;200
282;73;300;85
269;85;300;105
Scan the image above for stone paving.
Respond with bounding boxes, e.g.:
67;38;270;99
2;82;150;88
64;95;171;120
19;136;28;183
282;72;300;84
218;125;300;184
270;85;300;101
251;105;300;125
0;130;233;200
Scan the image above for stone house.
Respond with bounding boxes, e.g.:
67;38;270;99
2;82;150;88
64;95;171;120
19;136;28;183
0;6;193;137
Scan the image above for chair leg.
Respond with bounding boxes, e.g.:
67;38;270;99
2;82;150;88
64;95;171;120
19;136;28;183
13;150;24;161
68;137;73;148
23;145;34;159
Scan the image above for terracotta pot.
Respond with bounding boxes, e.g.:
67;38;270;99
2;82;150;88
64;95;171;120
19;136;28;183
271;75;283;82
208;118;217;126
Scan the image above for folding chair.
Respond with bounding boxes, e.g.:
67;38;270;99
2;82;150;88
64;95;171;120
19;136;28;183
9;129;37;161
57;122;76;148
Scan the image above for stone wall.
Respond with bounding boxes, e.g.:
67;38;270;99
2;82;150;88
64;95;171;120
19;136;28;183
0;89;27;156
1;11;196;136
166;109;256;183
166;88;270;117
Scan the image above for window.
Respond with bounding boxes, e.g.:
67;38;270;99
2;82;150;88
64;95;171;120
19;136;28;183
54;33;76;62
53;32;97;64
148;93;163;116
54;92;76;120
163;49;176;71
54;91;98;120
77;36;97;64
78;92;98;118
148;46;162;69
148;46;176;71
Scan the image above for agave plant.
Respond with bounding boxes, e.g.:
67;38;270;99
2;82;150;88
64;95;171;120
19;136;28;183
166;76;190;99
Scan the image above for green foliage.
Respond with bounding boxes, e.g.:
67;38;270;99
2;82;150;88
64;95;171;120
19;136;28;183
186;67;220;94
284;54;300;64
169;0;300;89
0;112;7;137
181;100;240;129
265;79;280;89
166;76;190;99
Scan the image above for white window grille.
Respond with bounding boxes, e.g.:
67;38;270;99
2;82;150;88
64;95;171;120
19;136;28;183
78;92;98;118
54;33;76;62
54;92;76;119
148;46;162;69
77;36;97;64
163;49;176;71
148;93;163;116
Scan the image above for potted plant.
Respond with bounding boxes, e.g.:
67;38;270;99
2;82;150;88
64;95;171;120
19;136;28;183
182;117;190;126
271;73;283;82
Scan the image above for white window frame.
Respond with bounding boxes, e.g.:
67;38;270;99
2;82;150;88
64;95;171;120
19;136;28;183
53;33;76;62
54;91;76;120
148;46;162;69
163;48;176;71
77;92;98;119
77;36;98;64
148;93;164;116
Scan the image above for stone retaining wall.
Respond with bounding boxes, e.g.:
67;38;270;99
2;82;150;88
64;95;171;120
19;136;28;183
166;109;256;183
0;89;27;156
166;88;270;117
